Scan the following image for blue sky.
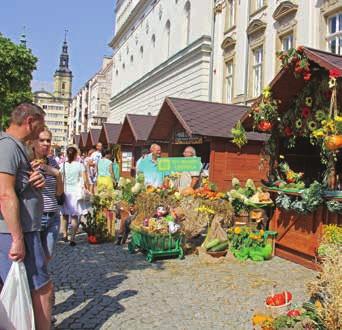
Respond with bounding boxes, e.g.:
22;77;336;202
0;0;115;94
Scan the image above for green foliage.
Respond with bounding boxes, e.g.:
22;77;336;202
326;200;342;214
231;121;247;149
275;181;324;214
0;33;37;128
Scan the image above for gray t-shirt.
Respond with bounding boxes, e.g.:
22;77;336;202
0;132;43;233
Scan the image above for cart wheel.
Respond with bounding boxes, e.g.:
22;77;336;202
128;242;135;253
146;252;154;263
178;248;184;260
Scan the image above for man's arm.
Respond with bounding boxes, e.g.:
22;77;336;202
0;173;25;261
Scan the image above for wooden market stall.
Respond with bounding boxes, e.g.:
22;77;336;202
98;123;122;148
241;47;342;269
85;128;101;150
117;114;157;177
73;134;81;146
148;97;268;191
78;132;89;153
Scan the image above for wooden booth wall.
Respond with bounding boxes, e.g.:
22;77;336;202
209;139;268;191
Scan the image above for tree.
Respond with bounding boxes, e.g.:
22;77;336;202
0;33;37;128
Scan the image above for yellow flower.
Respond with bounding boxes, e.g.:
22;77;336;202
335;115;342;122
234;227;241;234
259;229;265;236
262;86;271;99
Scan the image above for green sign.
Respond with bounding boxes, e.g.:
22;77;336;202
157;157;202;172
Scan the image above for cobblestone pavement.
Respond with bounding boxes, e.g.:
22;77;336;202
51;234;316;330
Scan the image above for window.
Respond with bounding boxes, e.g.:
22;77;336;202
122;151;133;172
151;34;156;47
225;0;235;30
130;55;134;63
256;0;264;11
165;20;171;57
281;34;293;51
140;46;144;57
62;82;66;90
327;13;342;55
185;2;191;45
252;47;263;97
225;61;234;103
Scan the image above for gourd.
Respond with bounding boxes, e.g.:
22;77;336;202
325;135;342;150
180;187;194;196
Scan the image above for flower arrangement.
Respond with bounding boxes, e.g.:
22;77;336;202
252;86;280;131
277;46;311;80
231;120;247;149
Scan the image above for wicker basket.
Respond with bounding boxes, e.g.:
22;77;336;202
264;291;292;317
206;250;227;258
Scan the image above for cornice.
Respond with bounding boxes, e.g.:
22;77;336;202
221;36;236;50
273;1;298;21
247;19;267;36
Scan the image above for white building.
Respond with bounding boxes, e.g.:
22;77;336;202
67;57;113;143
212;0;342;105
108;0;214;123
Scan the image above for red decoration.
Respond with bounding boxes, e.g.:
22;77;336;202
303;71;311;81
258;120;272;132
301;106;311;118
87;235;99;244
284;127;293;137
329;68;342;78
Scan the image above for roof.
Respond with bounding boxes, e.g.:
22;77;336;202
101;123;122;144
86;128;101;146
242;47;342;129
118;114;156;144
79;132;89;148
73;135;80;145
148;97;267;141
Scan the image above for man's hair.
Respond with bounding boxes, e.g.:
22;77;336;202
184;146;196;156
10;103;45;125
150;143;161;151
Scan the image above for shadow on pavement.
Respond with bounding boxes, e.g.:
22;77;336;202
50;235;165;328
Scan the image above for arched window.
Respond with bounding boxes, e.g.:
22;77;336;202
184;1;191;45
165;20;171;57
130;55;134;63
62;82;66;90
122;63;125;69
140;46;144;57
115;69;119;76
151;34;156;48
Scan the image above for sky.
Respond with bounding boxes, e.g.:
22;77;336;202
0;0;116;94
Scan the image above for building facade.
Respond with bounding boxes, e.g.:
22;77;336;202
67;57;113;144
212;0;342;105
34;37;72;148
108;0;214;123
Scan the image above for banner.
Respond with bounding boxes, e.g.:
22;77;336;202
157;157;202;172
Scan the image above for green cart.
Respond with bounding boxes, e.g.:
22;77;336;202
128;227;184;262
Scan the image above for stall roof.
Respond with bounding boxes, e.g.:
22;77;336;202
79;132;88;148
241;47;342;129
99;123;122;145
86;128;101;147
148;97;267;141
73;135;80;146
118;114;156;144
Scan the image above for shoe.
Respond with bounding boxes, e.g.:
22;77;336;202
51;316;57;324
115;236;122;245
69;241;76;247
62;237;68;243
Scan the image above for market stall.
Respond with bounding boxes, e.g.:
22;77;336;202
73;134;80;146
78;131;89;153
98;123;122;148
241;46;342;269
148;97;268;190
117;114;157;177
85;128;101;150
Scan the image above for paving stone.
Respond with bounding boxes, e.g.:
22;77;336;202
50;236;316;329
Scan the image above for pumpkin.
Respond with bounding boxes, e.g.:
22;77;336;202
180;187;195;196
325;135;342;150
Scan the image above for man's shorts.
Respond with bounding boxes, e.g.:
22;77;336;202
0;232;50;291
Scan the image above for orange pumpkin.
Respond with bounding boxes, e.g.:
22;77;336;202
180;187;195;196
325;135;342;150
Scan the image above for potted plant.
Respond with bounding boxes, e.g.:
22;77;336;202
231;120;247;149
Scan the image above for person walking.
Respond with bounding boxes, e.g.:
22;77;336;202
60;146;89;246
97;149;116;193
32;128;63;260
84;148;96;194
0;103;53;330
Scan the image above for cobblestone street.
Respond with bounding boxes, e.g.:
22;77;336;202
51;234;316;330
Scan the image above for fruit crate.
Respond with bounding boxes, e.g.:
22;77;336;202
128;228;184;262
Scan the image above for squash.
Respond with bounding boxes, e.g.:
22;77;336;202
325;135;342;150
180;187;194;196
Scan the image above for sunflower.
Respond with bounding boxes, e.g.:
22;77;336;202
295;119;302;129
234;227;241;234
305;97;313;107
308;121;317;131
315;110;326;122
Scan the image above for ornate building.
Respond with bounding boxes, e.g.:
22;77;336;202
34;36;72;148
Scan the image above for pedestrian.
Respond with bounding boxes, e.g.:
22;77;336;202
175;146;201;191
136;143;169;187
0;102;53;330
60;146;89;246
96;149;116;193
84;148;96;194
91;142;103;165
32;128;63;261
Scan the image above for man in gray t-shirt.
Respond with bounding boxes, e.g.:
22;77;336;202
0;103;53;330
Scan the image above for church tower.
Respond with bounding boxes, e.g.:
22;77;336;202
53;32;72;104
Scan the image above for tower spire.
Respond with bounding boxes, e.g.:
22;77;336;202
20;26;27;47
56;30;71;73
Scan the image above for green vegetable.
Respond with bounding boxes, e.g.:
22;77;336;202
205;238;221;250
234;247;250;260
209;241;228;252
